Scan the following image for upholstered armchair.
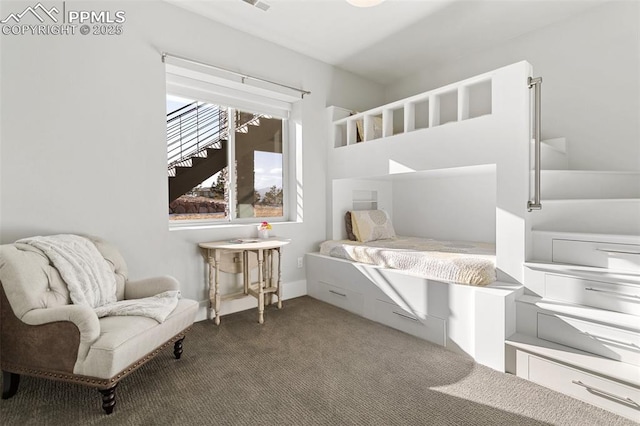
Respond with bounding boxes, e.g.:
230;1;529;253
0;236;198;414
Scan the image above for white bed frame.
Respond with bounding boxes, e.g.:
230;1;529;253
307;62;535;372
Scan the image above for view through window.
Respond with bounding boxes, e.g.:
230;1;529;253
167;95;285;222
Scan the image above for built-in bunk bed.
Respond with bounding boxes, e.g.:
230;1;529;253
306;62;535;372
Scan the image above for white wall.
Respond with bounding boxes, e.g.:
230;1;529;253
392;166;496;243
0;1;385;314
385;1;640;172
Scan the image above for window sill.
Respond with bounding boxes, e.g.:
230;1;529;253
169;219;301;232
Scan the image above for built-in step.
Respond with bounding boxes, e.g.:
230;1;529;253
538;170;640;200
523;261;640;314
533;137;568;170
530;199;640;235
516;294;640;337
530;230;640;267
506;333;640;421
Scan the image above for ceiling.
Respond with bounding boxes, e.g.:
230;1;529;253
166;0;606;85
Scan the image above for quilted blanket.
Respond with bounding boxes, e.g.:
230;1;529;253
319;236;496;286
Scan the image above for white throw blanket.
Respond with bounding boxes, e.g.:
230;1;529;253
18;235;178;322
94;290;180;323
18;234;117;307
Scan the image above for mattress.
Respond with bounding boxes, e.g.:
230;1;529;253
319;236;496;286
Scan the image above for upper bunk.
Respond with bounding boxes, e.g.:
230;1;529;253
325;61;536;284
327;61;532;180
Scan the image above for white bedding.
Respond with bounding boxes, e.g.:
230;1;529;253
319;236;496;286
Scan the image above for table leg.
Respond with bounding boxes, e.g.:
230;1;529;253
213;249;221;325
257;249;264;324
207;252;216;322
266;249;273;306
243;250;249;295
277;247;283;309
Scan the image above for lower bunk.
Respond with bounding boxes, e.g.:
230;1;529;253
305;252;523;372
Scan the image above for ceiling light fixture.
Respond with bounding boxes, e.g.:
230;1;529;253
346;0;385;8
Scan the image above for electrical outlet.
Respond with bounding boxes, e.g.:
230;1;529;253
297;257;304;268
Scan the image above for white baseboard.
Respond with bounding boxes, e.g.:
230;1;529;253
194;279;307;322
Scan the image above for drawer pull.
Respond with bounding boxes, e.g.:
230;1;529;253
584;287;640;299
392;311;419;322
328;290;347;297
596;248;640;256
571;380;640;408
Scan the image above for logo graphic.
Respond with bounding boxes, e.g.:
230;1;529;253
1;2;59;24
1;2;126;37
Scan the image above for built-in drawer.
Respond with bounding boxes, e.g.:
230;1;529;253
311;281;364;316
545;273;640;316
527;354;640;421
552;239;640;272
372;299;446;346
537;313;640;366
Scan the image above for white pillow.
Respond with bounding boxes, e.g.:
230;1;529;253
350;210;396;243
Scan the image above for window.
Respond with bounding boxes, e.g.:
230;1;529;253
167;97;286;222
164;56;300;225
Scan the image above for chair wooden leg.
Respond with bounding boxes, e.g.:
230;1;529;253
174;337;184;359
2;371;20;399
98;384;117;414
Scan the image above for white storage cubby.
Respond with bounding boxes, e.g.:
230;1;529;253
352;189;377;211
331;76;493;147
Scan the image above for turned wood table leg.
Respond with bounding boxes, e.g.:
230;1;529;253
243;250;249;295
277;247;283;309
1;371;20;399
99;384;117;414
174;337;185;359
266;249;273;306
213;249;221;325
257;249;264;324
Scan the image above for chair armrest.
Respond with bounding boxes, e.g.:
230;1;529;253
124;276;180;300
21;304;100;344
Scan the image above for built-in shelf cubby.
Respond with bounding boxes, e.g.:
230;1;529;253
330;75;493;147
352;189;378;211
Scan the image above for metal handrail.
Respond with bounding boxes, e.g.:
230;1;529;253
167;102;227;168
528;76;543;212
167;101;197;121
166;101;269;170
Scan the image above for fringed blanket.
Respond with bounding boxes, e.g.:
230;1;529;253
18;235;178;322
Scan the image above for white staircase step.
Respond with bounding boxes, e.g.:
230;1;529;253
541;137;567;153
523;261;640;312
532;138;568;170
530;199;640;235
506;332;640;387
538;170;640;200
524;261;640;286
531;230;640;262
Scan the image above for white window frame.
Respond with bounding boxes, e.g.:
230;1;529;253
165;58;299;228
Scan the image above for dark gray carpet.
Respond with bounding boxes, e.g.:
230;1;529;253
0;296;635;425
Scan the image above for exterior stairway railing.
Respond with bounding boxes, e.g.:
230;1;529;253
167;102;269;174
167;102;228;171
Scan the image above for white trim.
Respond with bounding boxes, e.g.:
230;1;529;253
227;107;237;221
162;52;309;100
165;56;298;119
